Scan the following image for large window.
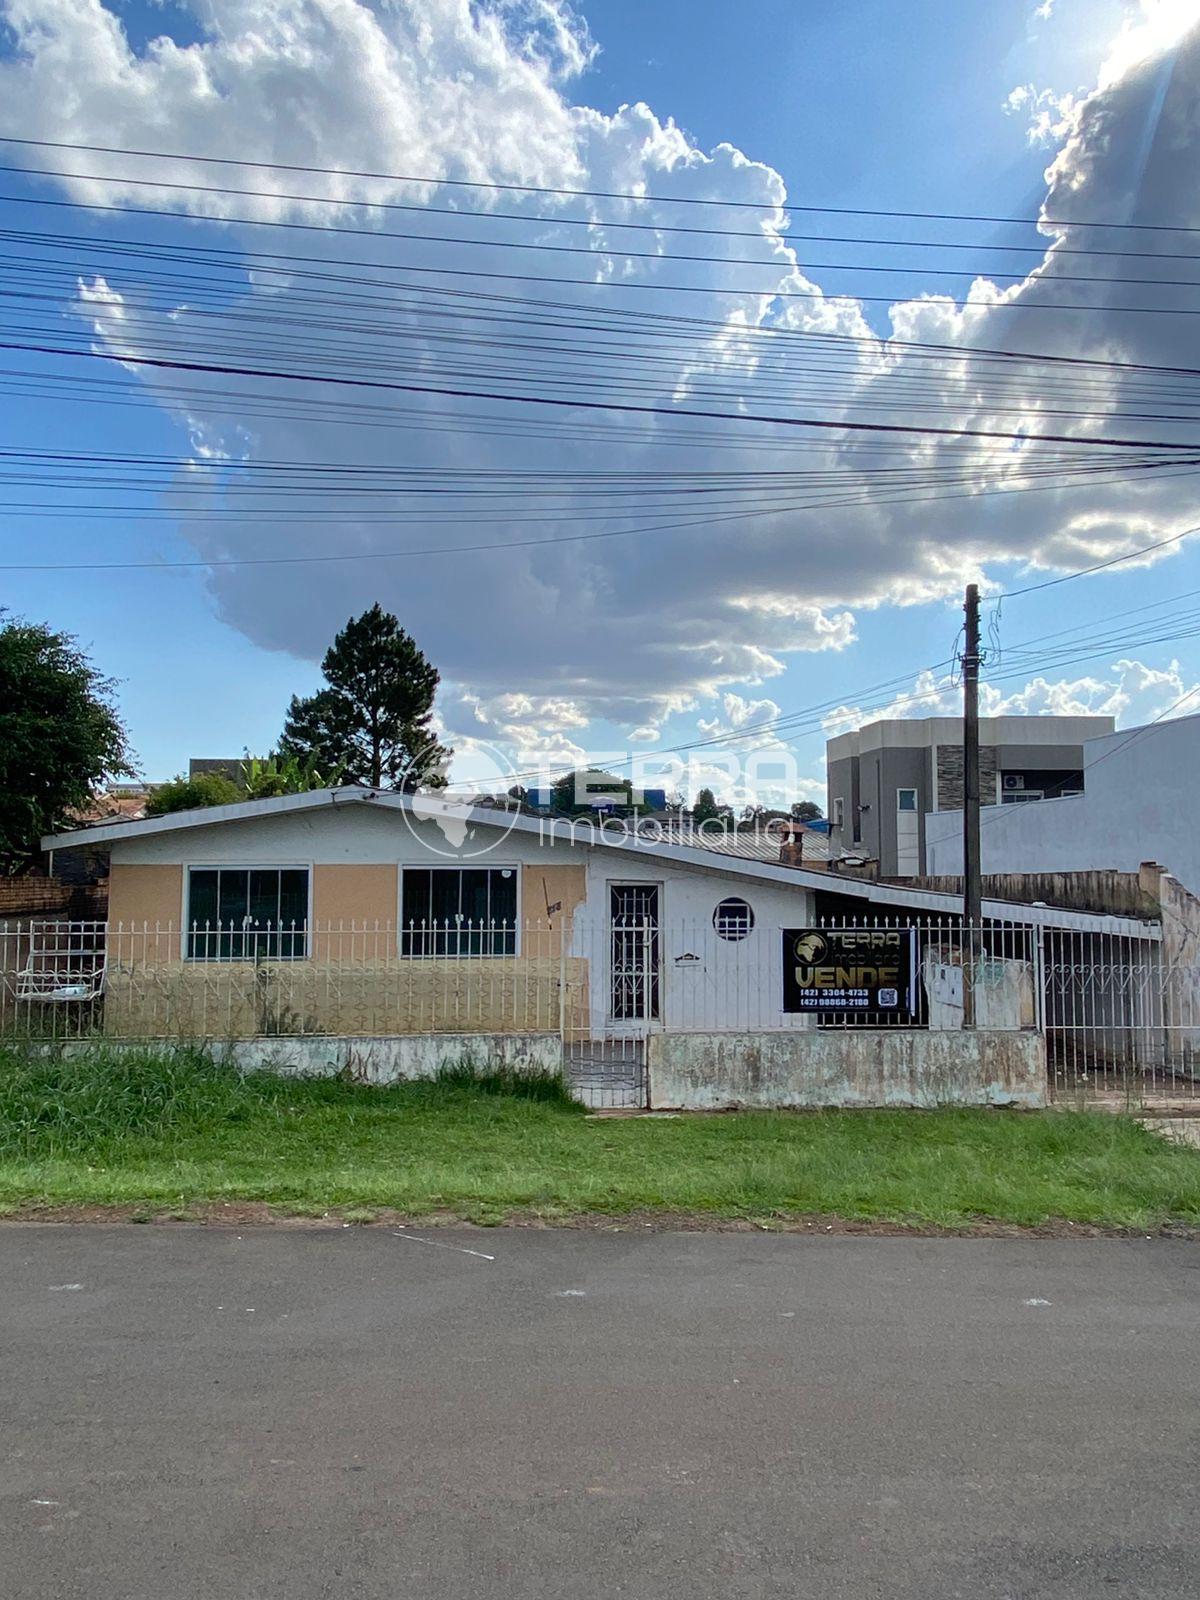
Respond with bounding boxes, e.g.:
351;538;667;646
401;867;518;956
186;867;309;960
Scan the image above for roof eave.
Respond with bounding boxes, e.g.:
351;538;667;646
40;785;378;851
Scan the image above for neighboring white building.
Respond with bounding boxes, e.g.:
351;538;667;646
826;714;1112;877
925;712;1200;895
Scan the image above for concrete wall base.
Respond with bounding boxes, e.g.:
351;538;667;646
222;1032;564;1084
60;1032;564;1085
648;1030;1046;1111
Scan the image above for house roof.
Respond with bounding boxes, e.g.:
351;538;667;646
654;825;833;864
42;787;1158;939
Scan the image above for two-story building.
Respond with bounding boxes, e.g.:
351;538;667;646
826;715;1114;877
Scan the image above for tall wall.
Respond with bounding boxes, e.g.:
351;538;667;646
935;745;998;811
924;711;1200;896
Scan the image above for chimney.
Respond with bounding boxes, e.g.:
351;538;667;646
779;827;805;868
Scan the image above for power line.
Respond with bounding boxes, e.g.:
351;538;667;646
1000;522;1200;597
5;336;1198;452
15;218;1200;383
5;135;1200;233
4;460;1196;567
1;198;1197;317
5;181;1200;295
9;157;1200;263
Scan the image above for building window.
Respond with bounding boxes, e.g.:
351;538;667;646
401;867;518;955
186;867;309;960
832;796;845;828
897;788;918;812
713;897;755;942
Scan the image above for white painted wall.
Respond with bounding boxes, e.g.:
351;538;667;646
109;802;575;870
924;712;1200;894
576;848;816;1034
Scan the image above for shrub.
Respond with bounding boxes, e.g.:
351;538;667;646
146;773;240;815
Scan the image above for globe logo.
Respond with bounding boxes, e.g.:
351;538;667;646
792;931;828;966
398;739;523;860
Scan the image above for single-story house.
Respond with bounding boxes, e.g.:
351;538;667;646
35;787;1157;1052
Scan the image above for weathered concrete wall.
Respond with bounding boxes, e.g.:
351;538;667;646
648;1030;1046;1110
897;869;1160;921
220;1031;563;1084
57;1031;563;1085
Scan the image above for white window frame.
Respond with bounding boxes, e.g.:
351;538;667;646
182;864;313;962
896;787;918;812
713;896;755;942
398;863;523;957
832;796;845;828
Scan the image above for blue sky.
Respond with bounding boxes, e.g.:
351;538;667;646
1;0;1198;797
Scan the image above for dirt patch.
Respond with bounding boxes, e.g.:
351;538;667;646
0;1201;1195;1239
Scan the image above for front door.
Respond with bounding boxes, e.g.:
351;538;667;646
609;884;661;1026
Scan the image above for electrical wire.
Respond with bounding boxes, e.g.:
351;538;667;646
6;135;1200;233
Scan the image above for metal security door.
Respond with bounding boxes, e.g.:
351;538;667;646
609;884;661;1025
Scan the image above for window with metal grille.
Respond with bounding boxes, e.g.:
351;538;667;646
400;867;518;955
185;867;309;960
713;897;755;941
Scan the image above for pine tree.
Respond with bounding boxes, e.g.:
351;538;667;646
279;606;451;789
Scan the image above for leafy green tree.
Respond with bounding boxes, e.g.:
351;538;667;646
550;769;645;815
240;752;341;799
145;772;240;816
792;800;824;822
279;605;450;789
691;786;733;826
0;615;133;872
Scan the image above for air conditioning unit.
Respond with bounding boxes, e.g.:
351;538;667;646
1001;774;1025;791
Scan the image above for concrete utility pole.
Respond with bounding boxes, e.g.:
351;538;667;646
961;582;982;1028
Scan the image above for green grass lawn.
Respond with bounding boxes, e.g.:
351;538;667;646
1;1045;1198;1230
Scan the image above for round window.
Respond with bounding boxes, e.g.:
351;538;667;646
713;897;754;941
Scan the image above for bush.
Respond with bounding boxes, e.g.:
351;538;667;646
145;772;240;816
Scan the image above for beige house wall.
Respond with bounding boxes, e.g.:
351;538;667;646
106;865;182;964
100;858;589;1039
521;863;586;950
312;864;399;957
108;863;182;928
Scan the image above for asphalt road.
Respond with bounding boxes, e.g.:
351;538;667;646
2;1226;1198;1600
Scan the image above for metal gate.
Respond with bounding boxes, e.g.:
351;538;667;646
564;1035;648;1110
562;892;658;1109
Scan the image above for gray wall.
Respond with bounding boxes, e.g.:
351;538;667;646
829;747;931;873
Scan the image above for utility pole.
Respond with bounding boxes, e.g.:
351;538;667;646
961;583;982;1028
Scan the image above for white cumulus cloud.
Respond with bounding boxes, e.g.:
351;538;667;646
1;0;1199;764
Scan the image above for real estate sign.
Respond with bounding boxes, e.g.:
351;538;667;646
781;927;918;1017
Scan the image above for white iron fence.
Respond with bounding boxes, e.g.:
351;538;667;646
0;914;1191;1103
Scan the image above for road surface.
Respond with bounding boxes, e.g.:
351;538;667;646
2;1225;1198;1598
